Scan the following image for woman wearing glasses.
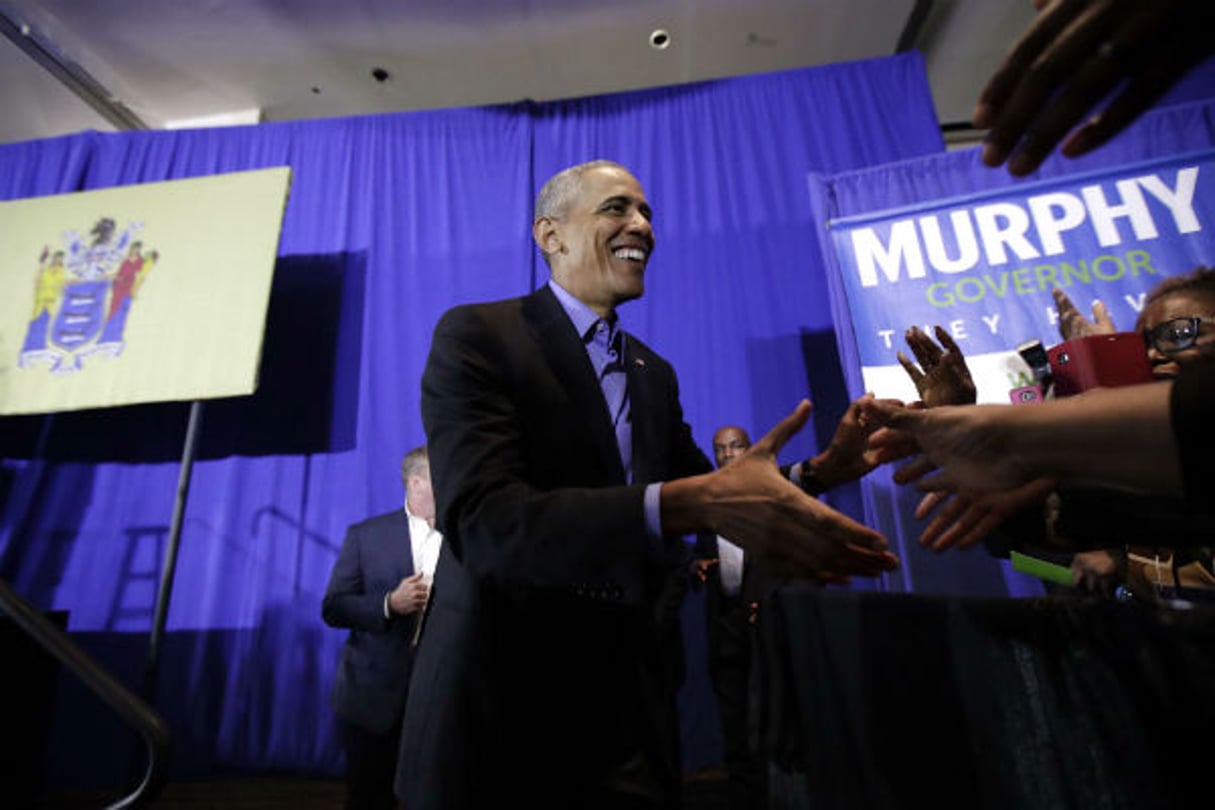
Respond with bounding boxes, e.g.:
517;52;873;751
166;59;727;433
908;270;1215;597
1055;269;1215;597
1137;276;1215;376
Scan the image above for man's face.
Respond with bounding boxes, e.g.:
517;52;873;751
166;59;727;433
712;427;751;470
407;465;436;524
540;166;655;312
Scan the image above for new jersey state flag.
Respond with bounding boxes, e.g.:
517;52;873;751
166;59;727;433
0;167;291;415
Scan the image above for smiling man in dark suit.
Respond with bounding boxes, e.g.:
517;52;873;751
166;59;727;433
397;160;898;810
322;446;440;810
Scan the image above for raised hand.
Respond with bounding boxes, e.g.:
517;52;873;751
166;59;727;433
897;325;977;407
975;0;1215;176
1053;287;1117;341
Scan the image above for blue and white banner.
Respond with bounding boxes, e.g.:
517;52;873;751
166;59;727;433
828;149;1215;402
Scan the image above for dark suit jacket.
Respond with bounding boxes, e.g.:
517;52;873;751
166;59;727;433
398;285;712;809
321;509;417;735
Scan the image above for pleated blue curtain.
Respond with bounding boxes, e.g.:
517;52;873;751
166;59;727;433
532;55;942;467
0;53;941;779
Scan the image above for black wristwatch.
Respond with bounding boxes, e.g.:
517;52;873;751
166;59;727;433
798;461;829;497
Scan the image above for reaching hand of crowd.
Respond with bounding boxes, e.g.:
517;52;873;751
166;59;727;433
865;400;1035;494
1052;287;1117;340
975;0;1215;176
913;479;1057;552
809;393;914;488
897;325;977;408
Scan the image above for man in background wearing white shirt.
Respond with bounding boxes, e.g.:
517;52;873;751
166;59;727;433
692;425;791;810
322;446;441;810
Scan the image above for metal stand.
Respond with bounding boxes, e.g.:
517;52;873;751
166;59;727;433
140;400;204;703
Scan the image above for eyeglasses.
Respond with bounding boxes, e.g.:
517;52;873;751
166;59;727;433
1143;316;1215;354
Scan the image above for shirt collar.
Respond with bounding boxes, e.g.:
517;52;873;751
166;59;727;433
548;279;617;342
403;500;431;532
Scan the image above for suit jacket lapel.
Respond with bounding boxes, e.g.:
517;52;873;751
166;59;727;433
392;509;415;582
626;339;660;485
524;286;626;482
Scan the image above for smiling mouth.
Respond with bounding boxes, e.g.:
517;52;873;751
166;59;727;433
612;246;648;263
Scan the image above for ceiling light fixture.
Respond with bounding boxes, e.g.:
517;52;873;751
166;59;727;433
649;29;671;50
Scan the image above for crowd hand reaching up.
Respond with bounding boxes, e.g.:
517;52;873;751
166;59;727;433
1053;287;1116;340
914;478;1057;552
975;0;1215;176
863;399;1034;494
810;393;913;487
388;572;429;615
662;401;900;585
897;325;977;407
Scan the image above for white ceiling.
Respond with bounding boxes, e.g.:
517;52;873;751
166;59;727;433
0;0;1036;147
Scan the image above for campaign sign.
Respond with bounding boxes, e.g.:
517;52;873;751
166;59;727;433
828;150;1215;401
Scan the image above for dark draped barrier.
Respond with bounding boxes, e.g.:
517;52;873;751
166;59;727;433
0;53;944;782
760;588;1215;810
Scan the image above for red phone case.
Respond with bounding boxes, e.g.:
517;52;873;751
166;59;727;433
1046;332;1154;397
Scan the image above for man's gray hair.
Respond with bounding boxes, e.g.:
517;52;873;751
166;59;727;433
534;160;627;268
400;445;429;482
534;159;627;221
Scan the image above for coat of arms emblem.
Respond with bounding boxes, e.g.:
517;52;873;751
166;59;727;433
20;217;160;373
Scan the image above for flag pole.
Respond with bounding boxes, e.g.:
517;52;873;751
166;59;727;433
141;399;204;703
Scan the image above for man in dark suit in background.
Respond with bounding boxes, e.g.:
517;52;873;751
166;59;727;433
322;446;440;810
397;159;898;810
693;425;802;809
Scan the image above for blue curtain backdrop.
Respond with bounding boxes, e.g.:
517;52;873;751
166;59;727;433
808;96;1215;600
0;53;946;782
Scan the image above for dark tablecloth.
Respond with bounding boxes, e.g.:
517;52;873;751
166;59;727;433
757;589;1215;810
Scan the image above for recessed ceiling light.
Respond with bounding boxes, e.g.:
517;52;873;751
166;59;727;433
649;29;671;50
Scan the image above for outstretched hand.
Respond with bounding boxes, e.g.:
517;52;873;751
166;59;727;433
1053;287;1117;341
897;325;977;407
687;400;899;583
810;393;911;488
914;478;1056;552
975;0;1215;176
862;399;1033;494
